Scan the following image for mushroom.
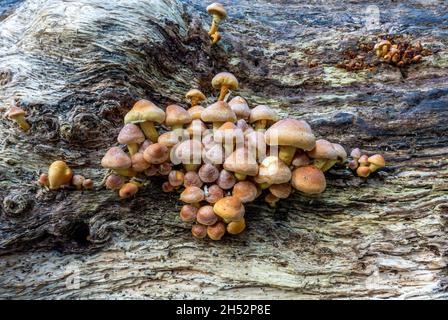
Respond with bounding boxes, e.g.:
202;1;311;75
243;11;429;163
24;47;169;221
7;106;30;132
180;205;198;222
105;174;125;190
131;152;151;172
265;193;280;207
203;143;224;165
236;119;252;133
188;105;205;120
143;143;169;164
358;155;369;167
124;99;165;142
101;147;135;177
38;173;49;186
144;165;159;177
291;150;310;167
72;175;85;190
265;118;316;166
356;166;371;178
158;162;172;175
48;161;73;190
213;196;245;223
269;183;292;199
186;119;208;138
210;31;221;45
227;219;246;235
217;169;236;190
232;181;258;203
168;170;185;187
223;147;259;181
291;165;326;194
83;179;94;190
368;154;385;172
184;171;203;188
214;122;244;156
205;184;224;204
207;222;226;240
186;89;206;107
228;96;250;120
119;182;139;199
198;163;220;183
180;186;205;206
257;156;292;188
211;72;238;101
201;101;236;131
374;39;391;57
173;139;203;171
192;224;207;239
245;130;267;162
206;3;227;39
306;139;338;172
158;131;184;149
117;124;145;156
197;205;219;226
165;104;192;130
249;105;279;130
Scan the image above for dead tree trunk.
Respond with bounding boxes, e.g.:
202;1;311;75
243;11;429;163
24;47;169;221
0;0;447;299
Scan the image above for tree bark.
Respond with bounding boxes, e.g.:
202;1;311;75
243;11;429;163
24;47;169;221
0;0;447;299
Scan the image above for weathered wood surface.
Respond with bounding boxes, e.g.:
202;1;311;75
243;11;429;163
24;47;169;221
0;0;447;299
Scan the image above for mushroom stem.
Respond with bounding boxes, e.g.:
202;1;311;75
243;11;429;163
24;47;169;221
208;15;222;35
278;146;296;166
312;159;327;170
113;168;137;177
190;97;199;107
369;164;381;172
127;143;139;156
218;85;229;101
254;120;267;130
140;121;159;142
321;160;338;172
211;31;221;45
184;164;200;172
14;115;30;132
234;173;246;181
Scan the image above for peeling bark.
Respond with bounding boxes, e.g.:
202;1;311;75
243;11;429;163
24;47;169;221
0;0;447;299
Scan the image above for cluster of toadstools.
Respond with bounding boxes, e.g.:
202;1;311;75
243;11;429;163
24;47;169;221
99;72;386;240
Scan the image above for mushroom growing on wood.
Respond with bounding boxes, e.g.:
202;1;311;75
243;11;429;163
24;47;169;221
213;196;245;223
165;104;192;130
249;105;279;131
124;99;165;142
186;89;206;107
223;147;259;181
291;165;326;194
101;147;135;177
48;161;73;190
307;139;338;172
117;124;145;156
201;100;236;131
206;3;227;42
211;72;238;101
7;106;30;132
229;96;250;120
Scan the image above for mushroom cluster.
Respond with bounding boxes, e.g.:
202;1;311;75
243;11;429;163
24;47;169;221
374;39;429;67
348;148;385;178
206;3;227;44
38;161;93;191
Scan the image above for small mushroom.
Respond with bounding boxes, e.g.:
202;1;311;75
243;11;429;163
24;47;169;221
227;219;246;235
232;181;258;203
201;101;236;131
144;165;159;177
188;105;205;120
265;193;280;207
203;143;225;165
291;150;310;167
48;161;73;190
186;119;208;138
38;173;49;186
223;147;259;180
192;224;207;239
83;179;94;190
214;122;244;156
101;147;135;177
307;139;338;172
165;104;192;130
105;174;125;190
198;163;220;183
249;105;279;131
119;182;139;199
168;170;184;187
269;183;292;199
124;99;165;142
197;205;219;225
173;139;203;171
368;154;385;172
291;165;326;194
186;89;206;107
205;184;224;204
117;124;145;156
143;143;169;164
217;169;236;190
213;196;245;223
245;130;267;162
158;162;172;175
228;96;250;120
180;205;198;222
207;3;227;40
257;156;292;187
350;148;362;160
207;221;226;240
131;152;151;172
184;171;203;188
158;131;184;149
210;31;221;44
7;106;30;132
72;175;85;190
356;166;371;178
211;72;238;101
358;155;369;167
180;186;205;206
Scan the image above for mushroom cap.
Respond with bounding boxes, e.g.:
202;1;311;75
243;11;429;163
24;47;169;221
217;169;236;190
350;148;362;159
213;196;245;222
131;152;151;172
119;182;139;199
223;148;259;176
212;72;238;91
48;161;73;190
165;104;192;127
227;219;246;235
291;151;310;167
236;119;251;132
265;118;316;151
358;155;369;166
245;131;267;155
105;174;126;190
249;105;278;124
205;184;224;204
269;183;292;199
291;165;326;194
232;181;258;203
214;122;243;143
368;154;385;167
357;166;371;177
185;89;206;102
229;96;250;120
143;143;169;164
124;99;165;124
197;205;218;226
180;205;198;222
207;222;226;240
7;106;26;118
168;170;185;187
201;101;236;123
117;124;145;145
188;106;205;120
184;171;203;188
158;131;183;148
332;143;347;163
207;3;227;19
180;186;205;204
198;163;220;183
101;147;132;170
257;156;292;185
186;119;208;137
203;143;224;165
307;139;338;160
174;139;203;164
192;224;207;239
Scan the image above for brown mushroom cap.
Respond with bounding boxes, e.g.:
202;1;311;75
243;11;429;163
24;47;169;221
198;163;220;183
184;171;203;188
223;147;259;176
211;72;238;90
291;165;326;194
180;205;198;222
186;89;206;103
227;219;246;235
173;139;203;165
236;119;252;133
158;131;183;148
207;3;227;19
168;170;185;187
217;169;236;190
7;106;26;118
105;174;126;190
205;184;224;204
229;96;250;120
165;104;192;127
307;139;338;160
201;101;236;123
368;154;385;168
350;148;362;159
269;183;292;199
232;181;258;203
257;156;292;185
48;160;73;190
214;122;243;144
143;143;169;164
124;99;165;124
358;155;369;166
119;182;139;199
188;106;205;120
357;166;371;177
213;196;245;223
291;151;310;167
265;118;316;151
207;222;226;240
131;152;151;172
245;131;267;159
203;143;224;165
332;143;347;163
117;124;145;145
249;105;279;124
186;119;207;137
101;147;132;170
180;186;205;204
197;205;219;226
192;224;207;239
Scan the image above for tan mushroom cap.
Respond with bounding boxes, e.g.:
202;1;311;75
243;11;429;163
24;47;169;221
165;104;192;127
7;106;26;118
229;96;250;120
124;99;165;124
214;122;243;143
174;139;203;164
227;219;246;235
249;105;279;124
265;118;316;151
232;181;258;203
269;183;292;199
158;131;183;148
117;124;145;145
307;139;338;160
207;222;226;240
186;119;207;137
201;101;236;123
223;147;259;176
291;165;326;194
143;143;169;164
131;153;151;172
257;156;292;185
212;72;238;90
197;205;218;226
180;186;205;204
213;196;245;223
368;154;385;167
207;2;227;19
332;143;347;163
185;89;206;102
101;147;132;170
188;105;205;120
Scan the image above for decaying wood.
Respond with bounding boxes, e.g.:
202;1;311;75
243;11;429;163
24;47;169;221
0;0;447;299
